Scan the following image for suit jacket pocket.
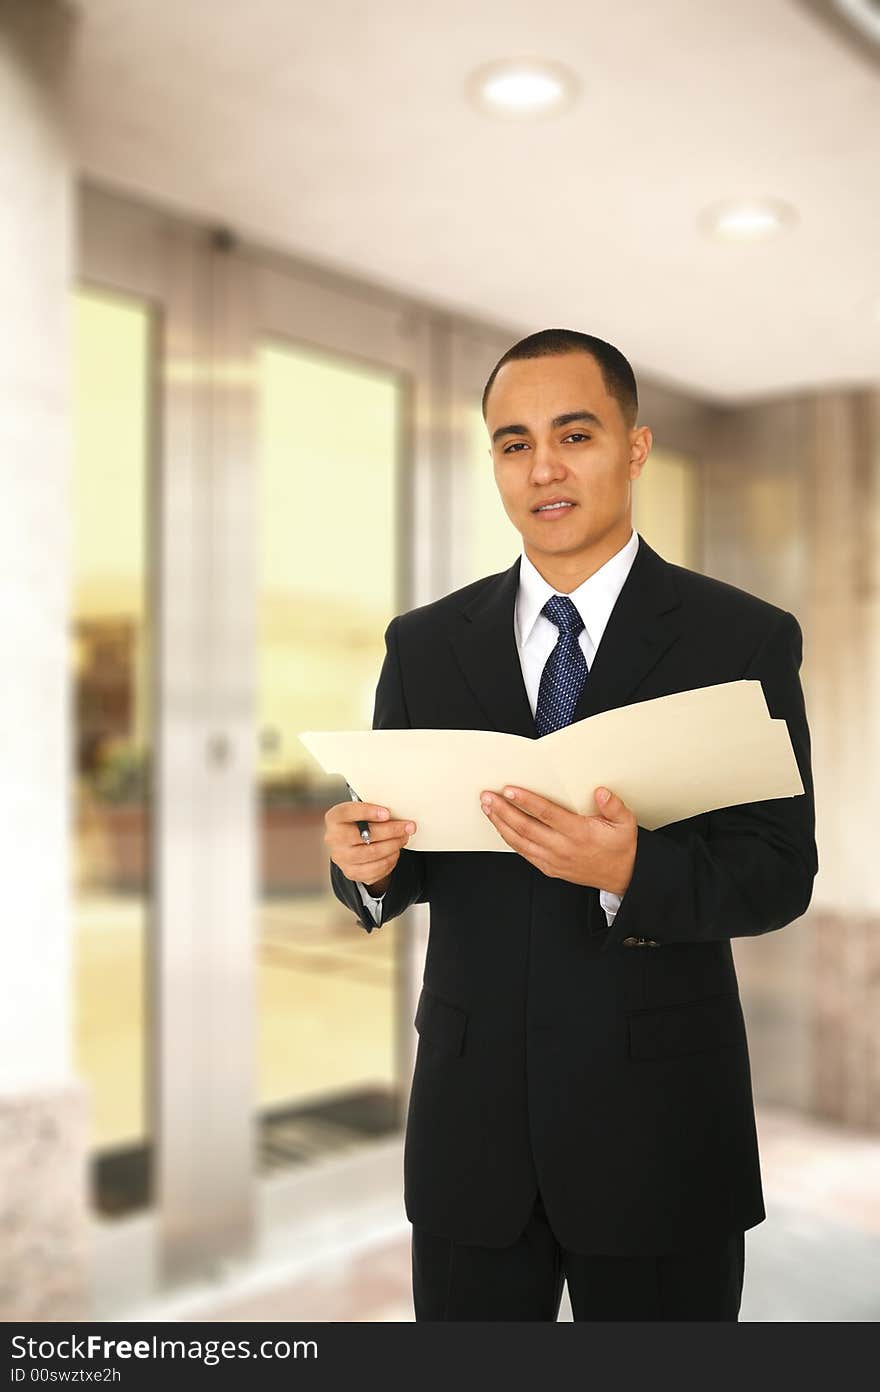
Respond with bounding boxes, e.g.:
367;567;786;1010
627;991;746;1062
414;986;468;1058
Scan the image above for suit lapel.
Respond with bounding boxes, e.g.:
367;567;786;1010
572;535;683;721
448;533;683;736
449;554;537;738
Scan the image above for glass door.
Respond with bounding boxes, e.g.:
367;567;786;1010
79;185;437;1300
248;260;433;1175
78;188;258;1288
71;283;156;1217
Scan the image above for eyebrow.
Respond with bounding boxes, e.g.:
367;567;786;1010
491;409;605;445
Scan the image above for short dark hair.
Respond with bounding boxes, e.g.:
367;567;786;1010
481;328;638;429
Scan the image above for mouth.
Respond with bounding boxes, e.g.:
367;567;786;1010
532;500;577;519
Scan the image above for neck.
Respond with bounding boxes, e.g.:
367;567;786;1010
524;521;633;594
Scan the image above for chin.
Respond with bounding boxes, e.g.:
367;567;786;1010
529;527;589;548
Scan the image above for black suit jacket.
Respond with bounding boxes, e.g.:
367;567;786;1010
330;534;818;1254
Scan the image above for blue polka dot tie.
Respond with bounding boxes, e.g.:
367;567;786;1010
534;594;589;737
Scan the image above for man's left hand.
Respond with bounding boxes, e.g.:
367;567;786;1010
479;785;638;896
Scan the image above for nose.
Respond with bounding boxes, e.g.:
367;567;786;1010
528;441;567;482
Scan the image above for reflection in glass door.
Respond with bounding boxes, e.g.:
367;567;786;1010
256;339;404;1171
71;284;154;1216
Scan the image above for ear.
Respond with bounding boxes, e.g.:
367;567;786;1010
629;424;652;479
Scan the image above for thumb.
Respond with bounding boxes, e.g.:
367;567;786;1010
595;786;626;820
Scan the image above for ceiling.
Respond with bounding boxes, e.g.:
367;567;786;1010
70;0;880;403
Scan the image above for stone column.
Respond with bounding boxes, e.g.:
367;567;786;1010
702;385;880;1130
805;388;880;1130
0;0;88;1319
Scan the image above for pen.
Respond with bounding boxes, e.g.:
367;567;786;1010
347;782;372;844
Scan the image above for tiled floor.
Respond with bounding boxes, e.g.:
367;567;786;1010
78;890;880;1321
739;1107;880;1321
155;1105;880;1323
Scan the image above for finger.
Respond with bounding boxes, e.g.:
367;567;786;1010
494;785;572;830
482;793;557;850
593;787;629;821
482;800;549;861
329;801;392;824
351;819;416;844
348;839;408;872
345;818;412;851
358;848;400;876
328;802;414;837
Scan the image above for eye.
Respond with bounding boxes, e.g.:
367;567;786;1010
500;432;591;454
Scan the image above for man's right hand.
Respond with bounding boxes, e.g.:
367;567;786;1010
324;800;417;896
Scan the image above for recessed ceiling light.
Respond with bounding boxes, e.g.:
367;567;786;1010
467;59;579;117
698;198;798;242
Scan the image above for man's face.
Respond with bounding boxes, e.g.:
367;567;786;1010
484;352;651;561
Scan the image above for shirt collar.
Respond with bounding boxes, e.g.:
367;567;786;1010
516;529;640;651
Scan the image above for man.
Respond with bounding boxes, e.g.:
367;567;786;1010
325;329;818;1321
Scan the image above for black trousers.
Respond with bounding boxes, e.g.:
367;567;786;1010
411;1189;745;1321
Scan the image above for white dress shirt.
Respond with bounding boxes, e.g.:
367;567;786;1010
355;528;640;928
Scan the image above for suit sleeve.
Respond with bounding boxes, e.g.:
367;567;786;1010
329;615;429;932
599;609;818;952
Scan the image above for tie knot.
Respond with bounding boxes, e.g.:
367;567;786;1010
542;593;585;637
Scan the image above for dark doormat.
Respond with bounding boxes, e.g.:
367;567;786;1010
91;1085;402;1217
